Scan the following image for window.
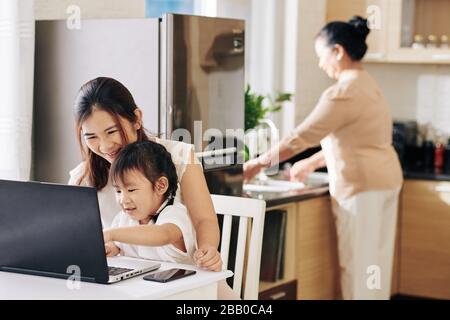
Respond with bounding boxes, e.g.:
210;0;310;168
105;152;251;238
145;0;217;17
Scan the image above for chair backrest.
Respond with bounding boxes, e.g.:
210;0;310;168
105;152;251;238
211;194;266;300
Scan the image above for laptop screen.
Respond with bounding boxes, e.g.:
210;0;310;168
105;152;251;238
0;180;109;283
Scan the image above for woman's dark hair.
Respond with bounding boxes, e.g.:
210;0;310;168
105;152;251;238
317;15;370;61
74;77;149;190
110;140;178;201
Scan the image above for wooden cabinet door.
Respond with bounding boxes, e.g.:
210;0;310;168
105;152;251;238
400;180;450;299
296;197;340;299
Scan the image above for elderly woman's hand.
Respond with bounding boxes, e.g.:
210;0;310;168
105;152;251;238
243;158;263;183
290;158;316;182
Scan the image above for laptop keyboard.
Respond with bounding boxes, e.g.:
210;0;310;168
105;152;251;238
108;266;134;276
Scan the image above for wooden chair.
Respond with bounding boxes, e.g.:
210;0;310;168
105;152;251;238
211;194;266;300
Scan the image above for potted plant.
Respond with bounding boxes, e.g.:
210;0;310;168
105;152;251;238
244;85;292;161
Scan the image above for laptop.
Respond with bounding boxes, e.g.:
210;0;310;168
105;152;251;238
0;179;160;284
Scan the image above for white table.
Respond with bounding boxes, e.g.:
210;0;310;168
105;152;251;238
0;262;233;300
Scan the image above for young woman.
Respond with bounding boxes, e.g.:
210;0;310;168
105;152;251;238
244;16;403;300
68;77;221;272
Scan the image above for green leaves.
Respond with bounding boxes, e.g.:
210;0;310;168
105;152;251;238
243;144;250;162
244;84;292;131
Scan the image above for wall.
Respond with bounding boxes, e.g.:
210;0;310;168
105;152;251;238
366;63;450;137
35;0;145;20
295;0;332;123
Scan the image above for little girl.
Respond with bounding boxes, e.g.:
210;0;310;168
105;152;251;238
103;140;201;267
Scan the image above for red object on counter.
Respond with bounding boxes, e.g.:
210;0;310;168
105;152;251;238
434;142;444;173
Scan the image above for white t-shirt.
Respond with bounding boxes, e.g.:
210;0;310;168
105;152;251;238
110;200;197;265
68;137;200;228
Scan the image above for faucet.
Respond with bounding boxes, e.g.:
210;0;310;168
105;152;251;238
255;118;280;178
258;118;279;145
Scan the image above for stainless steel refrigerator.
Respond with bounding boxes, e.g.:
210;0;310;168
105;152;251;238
34;14;245;196
160;14;245;196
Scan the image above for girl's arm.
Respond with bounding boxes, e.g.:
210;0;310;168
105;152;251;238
104;224;183;247
105;241;121;257
180;151;222;271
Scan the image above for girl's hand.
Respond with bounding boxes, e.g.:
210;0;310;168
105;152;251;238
194;245;223;272
105;241;120;257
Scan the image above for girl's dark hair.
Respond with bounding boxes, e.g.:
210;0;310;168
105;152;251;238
74;77;149;190
317;15;370;61
110;140;178;201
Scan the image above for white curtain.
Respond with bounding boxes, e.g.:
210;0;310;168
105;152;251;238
0;0;34;180
248;0;298;137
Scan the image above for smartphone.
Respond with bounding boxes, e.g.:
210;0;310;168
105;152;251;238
143;268;196;283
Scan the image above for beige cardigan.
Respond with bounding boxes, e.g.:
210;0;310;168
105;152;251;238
280;69;403;202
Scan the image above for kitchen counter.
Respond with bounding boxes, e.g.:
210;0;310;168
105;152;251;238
245;185;329;208
244;169;449;208
403;170;450;181
244;172;330;207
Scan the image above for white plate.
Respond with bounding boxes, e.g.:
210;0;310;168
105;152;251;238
306;172;329;184
243;181;305;193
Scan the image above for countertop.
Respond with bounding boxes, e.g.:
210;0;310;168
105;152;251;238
403;170;450;181
245;185;329;208
244;169;450;208
244;172;330;208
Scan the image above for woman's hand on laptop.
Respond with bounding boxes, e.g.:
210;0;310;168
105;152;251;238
105;241;120;257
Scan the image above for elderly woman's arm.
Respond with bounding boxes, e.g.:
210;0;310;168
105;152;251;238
244;89;355;181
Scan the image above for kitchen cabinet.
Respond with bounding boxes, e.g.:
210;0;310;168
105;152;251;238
387;0;450;63
326;0;450;64
259;203;298;297
399;180;450;299
259;194;401;299
259;197;340;300
295;197;341;299
259;280;297;300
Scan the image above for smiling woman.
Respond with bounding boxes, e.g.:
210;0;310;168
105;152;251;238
73;77;147;190
67;78;241;300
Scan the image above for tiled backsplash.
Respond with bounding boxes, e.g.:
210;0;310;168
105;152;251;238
366;64;450;140
417;74;450;137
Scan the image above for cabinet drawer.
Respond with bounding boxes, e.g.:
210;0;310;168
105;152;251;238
259;280;297;300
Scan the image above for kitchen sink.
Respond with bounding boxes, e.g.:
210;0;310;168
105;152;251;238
243;172;329;193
